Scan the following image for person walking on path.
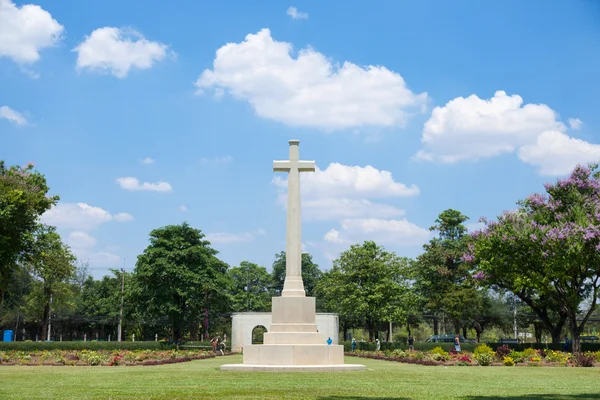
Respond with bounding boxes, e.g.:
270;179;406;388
376;338;380;351
210;336;218;353
351;337;357;352
408;335;414;352
454;334;461;352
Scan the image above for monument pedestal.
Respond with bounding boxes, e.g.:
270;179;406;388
220;296;365;372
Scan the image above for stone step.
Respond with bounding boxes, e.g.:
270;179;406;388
264;332;326;345
243;344;344;365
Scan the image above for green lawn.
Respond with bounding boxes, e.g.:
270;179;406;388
1;355;599;400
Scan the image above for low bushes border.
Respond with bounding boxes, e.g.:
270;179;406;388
0;341;171;351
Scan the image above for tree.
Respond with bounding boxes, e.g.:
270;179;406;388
25;225;76;340
318;241;415;340
0;161;58;310
271;251;322;298
228;261;273;312
466;165;600;352
412;209;480;336
134;223;229;342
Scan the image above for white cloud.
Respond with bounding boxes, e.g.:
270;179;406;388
200;156;233;165
68;231;97;249
116;177;172;192
41;202;133;231
141;157;155;165
74;27;169;78
72;249;122;265
303;197;405;221
195;29;427;131
568;118;583;130
179;204;189;212
323;229;350;245
518;130;600;176
287;6;308;20
325;218;431;246
274;163;419;199
206;228;265;245
0;0;64;64
0;105;27;125
417;90;565;163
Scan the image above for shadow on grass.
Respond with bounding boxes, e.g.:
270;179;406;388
318;396;600;400
465;395;600;400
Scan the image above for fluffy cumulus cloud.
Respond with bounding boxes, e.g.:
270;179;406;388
274;163;417;221
287;6;308;20
0;0;64;64
206;228;265;245
274;162;419;199
417;90;565;163
518;130;600;176
324;218;431;246
116;177;172;192
141;157;155;165
0;105;27;125
195;29;427;131
74;27;169;78
41;202;133;231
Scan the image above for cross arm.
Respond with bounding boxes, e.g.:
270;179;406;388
297;160;316;172
273;160;291;172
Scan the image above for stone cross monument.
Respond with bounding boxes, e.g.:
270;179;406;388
273;139;315;297
221;140;364;371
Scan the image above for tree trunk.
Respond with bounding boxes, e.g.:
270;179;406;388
433;316;439;336
406;321;411;337
533;321;543;343
569;314;581;353
462;326;467;339
41;286;51;341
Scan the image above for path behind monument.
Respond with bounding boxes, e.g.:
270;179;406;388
1;355;599;399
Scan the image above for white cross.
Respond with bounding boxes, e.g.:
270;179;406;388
273;140;315;297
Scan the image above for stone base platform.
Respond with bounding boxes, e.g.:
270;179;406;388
220;364;366;372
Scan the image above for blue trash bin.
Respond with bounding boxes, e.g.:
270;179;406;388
3;330;14;342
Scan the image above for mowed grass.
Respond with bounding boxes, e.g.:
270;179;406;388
1;355;600;400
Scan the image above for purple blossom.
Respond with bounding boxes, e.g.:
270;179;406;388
461;253;475;263
530;234;538;241
472;271;486;281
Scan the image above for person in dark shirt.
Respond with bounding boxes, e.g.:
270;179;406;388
408;335;414;351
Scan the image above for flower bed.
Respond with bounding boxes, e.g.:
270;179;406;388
0;349;221;366
345;345;600;367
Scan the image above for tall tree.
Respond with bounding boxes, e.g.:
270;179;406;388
134;223;229;342
271;251;322;298
25;225;76;340
318;241;415;340
466;165;600;352
228;261;273;312
0;161;58;310
412;209;480;336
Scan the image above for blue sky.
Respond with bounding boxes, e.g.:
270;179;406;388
2;0;600;278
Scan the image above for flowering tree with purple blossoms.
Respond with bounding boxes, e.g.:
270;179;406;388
466;165;600;352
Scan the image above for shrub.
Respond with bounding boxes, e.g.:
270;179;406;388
574;352;595;368
522;348;537;358
474;352;494;366
456;354;472;366
508;350;525;363
0;341;169;352
503;356;515;366
528;356;541;366
495;344;511;359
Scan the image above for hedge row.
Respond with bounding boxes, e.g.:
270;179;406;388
340;341;600;353
0;341;171;351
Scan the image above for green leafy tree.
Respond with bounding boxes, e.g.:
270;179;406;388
24;225;76;340
318;241;416;340
412;209;480;336
134;223;229;342
0;161;58;310
271;251;322;298
466;165;600;352
228;261;273;312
